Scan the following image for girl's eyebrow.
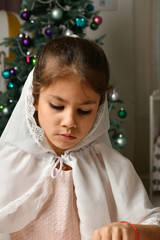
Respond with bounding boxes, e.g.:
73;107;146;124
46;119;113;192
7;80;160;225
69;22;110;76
48;95;98;105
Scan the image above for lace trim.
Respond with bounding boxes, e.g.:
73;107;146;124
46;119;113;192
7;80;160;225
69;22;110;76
25;71;108;152
91;102;105;129
75;101;106;149
25;82;44;146
141;218;160;225
25;80;107;149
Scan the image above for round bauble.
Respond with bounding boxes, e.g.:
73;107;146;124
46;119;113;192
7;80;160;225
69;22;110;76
8;99;13;104
19;33;25;38
64;29;73;36
21;10;30;20
7;80;19;89
10;68;16;75
32;56;37;66
86;4;94;11
90;22;98;30
75;17;87;28
118;108;127;118
93;16;102;25
2;70;11;79
2;106;11;116
30;19;35;24
51;8;63;21
22;36;30;46
45;28;52;36
109;89;119;101
115;134;127;149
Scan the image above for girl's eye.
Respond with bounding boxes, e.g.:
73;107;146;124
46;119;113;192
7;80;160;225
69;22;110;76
49;103;91;114
49;103;64;110
78;109;91;115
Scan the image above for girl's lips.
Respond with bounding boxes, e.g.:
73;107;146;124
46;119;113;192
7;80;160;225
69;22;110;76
57;134;76;140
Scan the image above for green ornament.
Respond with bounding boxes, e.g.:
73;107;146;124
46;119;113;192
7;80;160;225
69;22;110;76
118;108;127;118
0;105;4;110
90;22;99;30
51;8;63;21
32;56;37;66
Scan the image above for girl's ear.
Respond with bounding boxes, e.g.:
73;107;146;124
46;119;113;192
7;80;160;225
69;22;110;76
33;96;38;111
34;104;38;111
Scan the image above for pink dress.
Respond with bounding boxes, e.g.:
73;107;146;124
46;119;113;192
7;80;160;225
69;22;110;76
10;169;81;240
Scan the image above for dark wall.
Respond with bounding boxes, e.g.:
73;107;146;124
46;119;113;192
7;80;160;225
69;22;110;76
0;0;21;13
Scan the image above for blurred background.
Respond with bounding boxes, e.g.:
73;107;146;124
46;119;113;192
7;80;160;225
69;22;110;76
0;0;160;203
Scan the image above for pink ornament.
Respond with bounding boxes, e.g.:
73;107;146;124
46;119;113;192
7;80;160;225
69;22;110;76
26;56;31;63
93;16;102;25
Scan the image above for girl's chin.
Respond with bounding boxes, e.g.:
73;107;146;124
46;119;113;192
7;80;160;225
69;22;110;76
49;142;76;154
46;136;81;153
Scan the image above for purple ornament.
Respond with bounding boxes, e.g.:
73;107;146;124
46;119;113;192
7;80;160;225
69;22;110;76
10;68;16;75
21;11;30;20
45;28;52;36
93;16;102;25
23;37;30;46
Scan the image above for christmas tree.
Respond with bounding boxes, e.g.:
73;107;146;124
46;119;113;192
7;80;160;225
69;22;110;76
0;0;127;151
107;88;127;150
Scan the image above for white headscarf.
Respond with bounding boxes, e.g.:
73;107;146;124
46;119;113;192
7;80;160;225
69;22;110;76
0;69;160;240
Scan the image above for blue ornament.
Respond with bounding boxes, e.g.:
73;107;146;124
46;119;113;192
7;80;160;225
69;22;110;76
75;17;87;28
86;4;94;11
30;19;35;24
8;99;13;104
2;70;11;79
7;80;19;89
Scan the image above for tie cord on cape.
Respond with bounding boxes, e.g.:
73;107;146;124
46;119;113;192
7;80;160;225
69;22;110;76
0;68;160;239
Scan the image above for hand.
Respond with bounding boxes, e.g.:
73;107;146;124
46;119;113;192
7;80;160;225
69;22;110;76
92;222;137;240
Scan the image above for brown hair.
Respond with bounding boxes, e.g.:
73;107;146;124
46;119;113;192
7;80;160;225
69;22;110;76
33;36;110;105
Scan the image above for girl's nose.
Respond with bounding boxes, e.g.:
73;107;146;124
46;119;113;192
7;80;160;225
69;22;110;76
61;111;77;129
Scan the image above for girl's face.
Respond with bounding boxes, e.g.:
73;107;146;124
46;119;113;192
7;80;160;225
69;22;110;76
35;74;100;155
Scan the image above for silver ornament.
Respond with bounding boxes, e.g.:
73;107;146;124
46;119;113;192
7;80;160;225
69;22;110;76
2;107;10;116
116;134;127;149
64;29;73;36
19;33;24;38
110;89;119;101
51;8;63;21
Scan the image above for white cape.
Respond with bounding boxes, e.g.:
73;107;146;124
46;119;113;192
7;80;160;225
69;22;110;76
0;69;160;240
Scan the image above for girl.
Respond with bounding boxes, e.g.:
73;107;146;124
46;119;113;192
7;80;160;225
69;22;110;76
0;36;160;240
